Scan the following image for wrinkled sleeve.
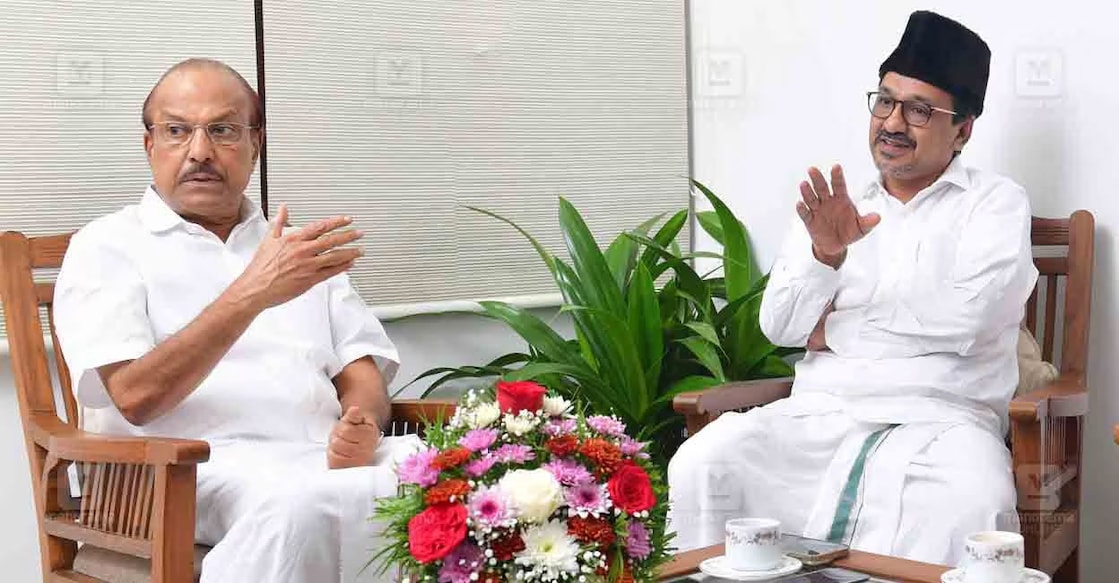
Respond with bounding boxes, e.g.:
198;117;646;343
826;184;1037;358
53;229;155;409
325;272;400;383
759;215;842;347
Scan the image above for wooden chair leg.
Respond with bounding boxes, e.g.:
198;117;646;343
151;464;197;583
1052;548;1078;583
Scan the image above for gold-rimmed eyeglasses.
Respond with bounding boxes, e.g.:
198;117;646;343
866;91;957;127
146;121;259;147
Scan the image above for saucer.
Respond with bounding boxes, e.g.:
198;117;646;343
941;567;1051;583
698;555;802;581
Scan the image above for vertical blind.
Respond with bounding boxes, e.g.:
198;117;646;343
261;0;690;310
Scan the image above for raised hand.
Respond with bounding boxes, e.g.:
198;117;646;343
796;165;880;268
231;204;364;311
327;406;382;469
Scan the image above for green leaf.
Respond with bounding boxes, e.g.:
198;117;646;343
678;337;726;382
684;321;720;346
558;198;625;314
465;205;556;274
638;209;688;273
604;211;668;291
652;375;723;408
750;354;796;378
696;210;724;246
627;262;663;391
479;301;584;367
690;179;758;295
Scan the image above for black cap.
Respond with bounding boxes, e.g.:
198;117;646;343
879;11;991;117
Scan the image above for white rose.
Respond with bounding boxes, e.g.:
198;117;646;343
542;396;572;417
503;412;539;436
499;469;563;523
470;402;501;429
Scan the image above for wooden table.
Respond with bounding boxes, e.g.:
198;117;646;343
657;543;950;583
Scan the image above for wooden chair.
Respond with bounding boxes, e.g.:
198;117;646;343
673;211;1094;583
0;230;457;583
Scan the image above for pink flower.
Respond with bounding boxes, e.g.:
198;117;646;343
468;486;515;528
493;444;535;464
437;541;484;583
625;520;652;559
458;428;498;452
543;418;577;437
464;455;497;478
587;415;627;437
565;482;612;517
543;458;593;486
619;437;647;457
397;448;440;487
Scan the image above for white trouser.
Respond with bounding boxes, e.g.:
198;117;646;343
196;435;423;583
666;400;1017;566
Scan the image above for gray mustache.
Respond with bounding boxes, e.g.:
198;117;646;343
877;131;915;147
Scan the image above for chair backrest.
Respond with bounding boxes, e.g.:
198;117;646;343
1026;212;1094;381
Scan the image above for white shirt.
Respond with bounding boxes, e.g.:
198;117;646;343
54;186;400;445
759;158;1038;436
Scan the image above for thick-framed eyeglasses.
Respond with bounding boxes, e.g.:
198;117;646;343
146;121;259;147
866;91;957;127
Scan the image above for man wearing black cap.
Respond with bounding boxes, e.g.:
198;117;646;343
668;12;1037;565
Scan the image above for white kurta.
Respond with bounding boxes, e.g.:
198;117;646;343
667;158;1038;565
54;186;418;583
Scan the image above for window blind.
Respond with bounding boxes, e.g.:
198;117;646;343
260;0;690;311
0;0;259;339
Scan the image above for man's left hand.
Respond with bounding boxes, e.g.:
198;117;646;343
327;406;382;469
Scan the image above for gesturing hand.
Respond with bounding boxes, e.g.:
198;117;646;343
233;204;364;310
797;165;881;269
327;406;382;469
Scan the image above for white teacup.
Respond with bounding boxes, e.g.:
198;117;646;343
959;531;1025;583
725;518;782;571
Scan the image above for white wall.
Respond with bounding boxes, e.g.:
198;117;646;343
690;0;1119;579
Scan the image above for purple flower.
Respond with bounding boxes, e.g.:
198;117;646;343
464;455;497;478
438;541;484;583
397;448;439;487
625;521;652;559
587;415;627;437
619;437;647;457
543;458;594;486
543;418;577;437
565;482;612;517
458;428;499;452
493;444;535;464
468;485;515;528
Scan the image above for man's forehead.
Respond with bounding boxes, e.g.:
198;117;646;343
149;67;250;119
879;72;953;105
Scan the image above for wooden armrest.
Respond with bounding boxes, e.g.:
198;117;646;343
1114;424;1119;445
390;398;458;425
1009;376;1088;422
31;413;209;466
673;378;793;418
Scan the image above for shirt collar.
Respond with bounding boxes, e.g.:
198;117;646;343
870;155;972;200
138;185;265;234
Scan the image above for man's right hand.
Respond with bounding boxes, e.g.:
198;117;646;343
231;204;364;310
796;165;881;269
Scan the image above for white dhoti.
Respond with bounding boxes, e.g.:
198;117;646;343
196;435;423;583
666;395;1017;565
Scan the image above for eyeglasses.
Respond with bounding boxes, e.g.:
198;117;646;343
866;91;957;127
146;121;259;147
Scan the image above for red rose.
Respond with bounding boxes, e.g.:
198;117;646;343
407;503;467;563
545;434;579;457
496;380;547;414
607;462;657;514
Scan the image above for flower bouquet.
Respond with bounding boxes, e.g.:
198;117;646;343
373;380;672;582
